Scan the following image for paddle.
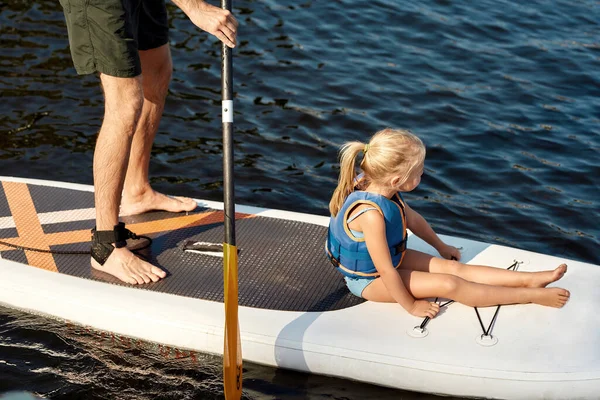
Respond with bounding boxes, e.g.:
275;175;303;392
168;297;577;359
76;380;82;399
221;0;242;398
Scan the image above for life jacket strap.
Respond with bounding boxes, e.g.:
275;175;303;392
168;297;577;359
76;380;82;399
327;231;406;261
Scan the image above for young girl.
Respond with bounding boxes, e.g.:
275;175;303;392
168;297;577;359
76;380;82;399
326;128;570;318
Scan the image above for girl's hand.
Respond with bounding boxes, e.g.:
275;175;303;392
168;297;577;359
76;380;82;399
438;244;461;261
409;300;440;318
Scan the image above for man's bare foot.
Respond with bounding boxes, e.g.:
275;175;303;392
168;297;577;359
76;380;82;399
91;247;167;284
120;189;197;216
531;287;570;308
527;264;567;288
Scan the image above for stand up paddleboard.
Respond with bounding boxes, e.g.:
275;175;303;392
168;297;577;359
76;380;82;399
0;176;598;400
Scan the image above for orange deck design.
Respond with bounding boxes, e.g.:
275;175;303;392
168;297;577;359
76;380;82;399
0;180;360;311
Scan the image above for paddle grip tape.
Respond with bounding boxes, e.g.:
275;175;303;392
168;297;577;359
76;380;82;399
222;100;233;123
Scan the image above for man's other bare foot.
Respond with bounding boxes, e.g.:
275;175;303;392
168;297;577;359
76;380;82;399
527;264;568;288
91;247;167;284
120;188;197;216
531;287;570;308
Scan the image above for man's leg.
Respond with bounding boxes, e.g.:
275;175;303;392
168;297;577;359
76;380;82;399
120;43;197;216
92;73;167;284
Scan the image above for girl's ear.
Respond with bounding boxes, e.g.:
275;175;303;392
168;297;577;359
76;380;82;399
389;175;401;188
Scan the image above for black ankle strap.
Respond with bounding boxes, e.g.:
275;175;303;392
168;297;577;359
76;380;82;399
91;222;137;249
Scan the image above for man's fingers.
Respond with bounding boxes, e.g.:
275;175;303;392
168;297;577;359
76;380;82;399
226;12;239;28
220;25;237;45
217;9;238;32
224;20;238;36
216;30;236;48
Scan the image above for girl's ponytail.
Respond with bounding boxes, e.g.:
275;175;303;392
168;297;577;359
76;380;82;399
329;141;364;216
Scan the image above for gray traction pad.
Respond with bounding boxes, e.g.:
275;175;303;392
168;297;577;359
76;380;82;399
0;182;364;311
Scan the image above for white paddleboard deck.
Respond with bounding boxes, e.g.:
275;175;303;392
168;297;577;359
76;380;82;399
0;176;598;400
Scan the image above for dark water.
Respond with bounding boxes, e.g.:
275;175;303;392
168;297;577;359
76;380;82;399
1;0;598;398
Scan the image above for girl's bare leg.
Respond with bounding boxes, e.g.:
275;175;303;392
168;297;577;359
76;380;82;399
362;270;570;308
400;249;567;288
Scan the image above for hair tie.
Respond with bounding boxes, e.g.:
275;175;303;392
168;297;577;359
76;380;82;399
363;144;370;154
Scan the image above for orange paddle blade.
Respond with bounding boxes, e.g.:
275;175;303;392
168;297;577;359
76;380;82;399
223;243;242;399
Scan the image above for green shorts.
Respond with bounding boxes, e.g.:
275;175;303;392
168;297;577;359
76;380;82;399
59;0;169;77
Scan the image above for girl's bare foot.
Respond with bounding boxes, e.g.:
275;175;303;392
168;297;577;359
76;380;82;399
531;287;570;308
91;247;167;284
120;189;197;216
527;264;567;288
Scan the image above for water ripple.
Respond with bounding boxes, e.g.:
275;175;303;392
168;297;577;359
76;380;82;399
1;0;599;398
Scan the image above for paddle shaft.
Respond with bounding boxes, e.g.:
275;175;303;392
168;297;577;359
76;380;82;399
222;0;234;245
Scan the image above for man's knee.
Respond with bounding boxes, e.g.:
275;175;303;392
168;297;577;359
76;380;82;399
138;44;172;101
101;74;145;133
142;54;172;102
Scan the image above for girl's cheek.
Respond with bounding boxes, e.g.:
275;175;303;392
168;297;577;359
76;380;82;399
410;178;421;191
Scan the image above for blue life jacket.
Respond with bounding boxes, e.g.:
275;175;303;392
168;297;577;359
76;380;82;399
326;190;408;278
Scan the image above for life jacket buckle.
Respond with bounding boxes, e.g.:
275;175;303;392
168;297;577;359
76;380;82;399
328;254;341;268
394;239;407;255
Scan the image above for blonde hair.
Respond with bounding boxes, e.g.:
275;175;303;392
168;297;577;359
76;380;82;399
329;128;426;216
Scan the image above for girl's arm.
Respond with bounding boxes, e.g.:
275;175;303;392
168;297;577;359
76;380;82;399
360;211;437;317
404;203;461;260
